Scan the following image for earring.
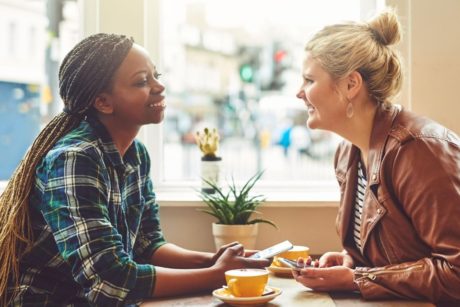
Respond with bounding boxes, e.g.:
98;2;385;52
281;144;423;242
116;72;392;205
346;102;354;118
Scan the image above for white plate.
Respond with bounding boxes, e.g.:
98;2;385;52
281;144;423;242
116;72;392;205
267;265;295;277
212;286;282;306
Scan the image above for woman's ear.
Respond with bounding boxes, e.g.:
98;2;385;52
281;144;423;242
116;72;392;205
346;71;363;100
93;93;113;114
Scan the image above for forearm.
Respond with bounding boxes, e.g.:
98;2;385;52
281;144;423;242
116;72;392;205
354;258;460;303
152;266;223;297
151;243;214;269
150;242;271;297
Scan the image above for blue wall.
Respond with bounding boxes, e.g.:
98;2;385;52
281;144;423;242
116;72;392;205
0;81;41;180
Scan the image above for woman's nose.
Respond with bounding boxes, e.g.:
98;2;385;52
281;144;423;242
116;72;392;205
151;79;165;93
296;88;304;99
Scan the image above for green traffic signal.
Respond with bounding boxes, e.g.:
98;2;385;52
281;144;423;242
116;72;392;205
239;64;254;83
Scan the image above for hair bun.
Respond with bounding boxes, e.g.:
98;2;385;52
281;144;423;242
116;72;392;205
367;9;402;46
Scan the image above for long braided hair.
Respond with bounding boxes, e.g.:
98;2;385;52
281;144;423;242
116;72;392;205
0;33;134;305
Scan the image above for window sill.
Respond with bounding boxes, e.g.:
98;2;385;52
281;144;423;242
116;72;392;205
0;181;340;208
155;181;340;207
157;194;339;208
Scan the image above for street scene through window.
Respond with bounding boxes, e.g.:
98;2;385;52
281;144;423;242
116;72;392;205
0;0;372;187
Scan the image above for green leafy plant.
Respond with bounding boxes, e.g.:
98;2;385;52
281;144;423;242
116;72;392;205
198;171;277;228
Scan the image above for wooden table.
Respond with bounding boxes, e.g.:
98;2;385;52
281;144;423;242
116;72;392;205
141;274;435;306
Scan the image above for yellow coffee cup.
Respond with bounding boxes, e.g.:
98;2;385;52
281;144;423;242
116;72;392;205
225;269;269;297
274;245;309;267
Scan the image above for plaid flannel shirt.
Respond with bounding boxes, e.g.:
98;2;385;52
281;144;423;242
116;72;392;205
9;115;166;306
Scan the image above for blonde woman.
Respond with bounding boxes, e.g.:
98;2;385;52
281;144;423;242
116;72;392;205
0;33;269;306
293;10;460;305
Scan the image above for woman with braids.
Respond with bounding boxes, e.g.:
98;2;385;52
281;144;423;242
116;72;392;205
0;33;269;306
292;9;460;305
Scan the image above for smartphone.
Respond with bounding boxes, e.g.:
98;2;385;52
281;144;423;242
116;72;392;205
276;257;305;271
249;240;293;259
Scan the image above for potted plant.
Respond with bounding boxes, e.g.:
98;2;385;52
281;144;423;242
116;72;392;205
195;127;222;194
198;171;277;250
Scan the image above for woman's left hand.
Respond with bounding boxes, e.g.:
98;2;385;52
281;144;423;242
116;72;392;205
292;266;358;292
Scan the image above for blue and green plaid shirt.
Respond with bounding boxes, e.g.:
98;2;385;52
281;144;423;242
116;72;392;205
10;115;166;306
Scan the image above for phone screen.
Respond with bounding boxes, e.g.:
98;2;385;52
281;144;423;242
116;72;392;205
249;240;293;259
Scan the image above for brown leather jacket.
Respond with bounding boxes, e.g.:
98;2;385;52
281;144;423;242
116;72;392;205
334;103;460;304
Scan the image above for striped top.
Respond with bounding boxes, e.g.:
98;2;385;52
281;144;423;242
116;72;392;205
353;161;367;251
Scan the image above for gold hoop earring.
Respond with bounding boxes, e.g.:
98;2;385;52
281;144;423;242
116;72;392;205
346;102;354;118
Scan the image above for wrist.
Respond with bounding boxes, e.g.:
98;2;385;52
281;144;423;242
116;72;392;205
200;252;215;268
209;265;226;289
350;269;360;291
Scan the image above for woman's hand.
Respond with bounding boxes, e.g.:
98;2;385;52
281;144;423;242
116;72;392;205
243;249;258;258
212;243;270;272
208;241;242;265
290;250;357;292
318;251;355;268
292;266;358;292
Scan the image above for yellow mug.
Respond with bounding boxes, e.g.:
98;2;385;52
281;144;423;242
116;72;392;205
274;245;309;266
225;269;269;297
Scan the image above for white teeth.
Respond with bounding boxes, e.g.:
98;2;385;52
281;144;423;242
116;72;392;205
148;101;165;108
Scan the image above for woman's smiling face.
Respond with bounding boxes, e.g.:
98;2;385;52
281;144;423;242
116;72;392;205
104;43;166;127
296;52;347;132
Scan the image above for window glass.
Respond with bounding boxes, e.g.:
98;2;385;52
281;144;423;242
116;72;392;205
160;0;362;183
1;0;375;188
0;0;80;180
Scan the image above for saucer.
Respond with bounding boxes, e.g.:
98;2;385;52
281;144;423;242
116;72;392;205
267;265;295;277
212;286;282;306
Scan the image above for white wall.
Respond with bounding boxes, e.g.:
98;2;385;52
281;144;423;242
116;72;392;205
388;0;460;134
159;206;341;254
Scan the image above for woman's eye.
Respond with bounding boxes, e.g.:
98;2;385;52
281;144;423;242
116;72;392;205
154;72;162;79
304;77;313;84
135;79;148;87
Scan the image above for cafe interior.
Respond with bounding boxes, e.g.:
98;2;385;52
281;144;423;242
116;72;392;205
0;0;459;306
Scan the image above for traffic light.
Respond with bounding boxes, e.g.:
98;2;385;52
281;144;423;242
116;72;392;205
274;49;287;63
268;46;288;90
239;63;254;83
238;47;260;84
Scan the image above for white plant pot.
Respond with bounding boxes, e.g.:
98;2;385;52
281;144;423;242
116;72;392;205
201;157;222;194
212;223;259;251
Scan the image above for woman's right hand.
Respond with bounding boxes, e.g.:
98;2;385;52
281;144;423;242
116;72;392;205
318;251;355;268
213;243;270;272
209;241;241;266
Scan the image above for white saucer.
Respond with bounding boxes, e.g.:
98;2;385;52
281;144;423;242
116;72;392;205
212;286;282;306
267;265;295;277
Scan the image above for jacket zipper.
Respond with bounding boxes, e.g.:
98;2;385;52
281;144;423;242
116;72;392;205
357;264;423;281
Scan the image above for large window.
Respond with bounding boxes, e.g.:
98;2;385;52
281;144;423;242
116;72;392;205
159;0;367;188
1;0;382;198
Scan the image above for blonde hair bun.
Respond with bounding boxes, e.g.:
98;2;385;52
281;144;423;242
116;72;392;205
304;8;403;104
367;9;402;46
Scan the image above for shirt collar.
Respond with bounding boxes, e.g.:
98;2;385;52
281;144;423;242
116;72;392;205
85;115;141;170
367;103;401;185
